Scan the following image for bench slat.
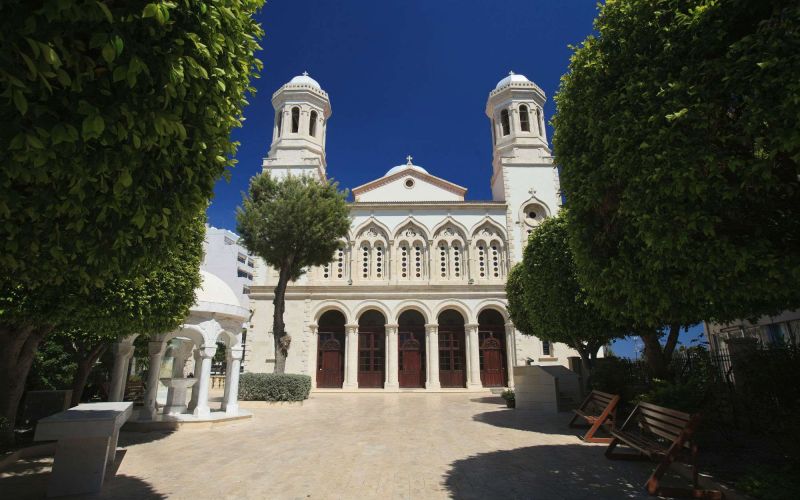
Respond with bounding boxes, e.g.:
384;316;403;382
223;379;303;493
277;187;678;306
638;401;691;421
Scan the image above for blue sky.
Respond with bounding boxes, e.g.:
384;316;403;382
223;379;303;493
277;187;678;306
207;0;702;357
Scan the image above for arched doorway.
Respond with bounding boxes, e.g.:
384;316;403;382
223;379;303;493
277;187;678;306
358;310;386;388
317;310;346;388
438;309;466;388
398;310;426;388
478;309;507;387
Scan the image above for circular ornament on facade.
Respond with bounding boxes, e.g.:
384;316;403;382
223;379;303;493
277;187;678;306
404;178;415;189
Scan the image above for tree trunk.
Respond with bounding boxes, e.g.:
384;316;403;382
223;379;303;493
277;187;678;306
640;324;681;379
576;345;599;395
0;323;51;437
70;343;109;406
271;260;293;374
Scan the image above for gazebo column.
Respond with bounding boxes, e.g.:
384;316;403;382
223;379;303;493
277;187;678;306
385;323;399;391
223;347;244;415
465;323;483;389
505;321;516;388
425;324;440;390
187;348;202;411
143;341;165;420
109;338;136;402
193;345;217;418
343;323;359;389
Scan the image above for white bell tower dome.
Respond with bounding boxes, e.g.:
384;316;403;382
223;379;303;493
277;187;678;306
263;72;332;180
485;71;560;264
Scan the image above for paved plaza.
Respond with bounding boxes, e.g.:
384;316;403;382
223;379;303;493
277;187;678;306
2;393;660;499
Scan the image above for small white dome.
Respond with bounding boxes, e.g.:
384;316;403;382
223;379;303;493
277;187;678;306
385;164;428;177
195;270;241;309
288;72;321;89
495;71;532;89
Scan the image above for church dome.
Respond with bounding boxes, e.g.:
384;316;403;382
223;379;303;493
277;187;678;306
385;156;428;177
495;71;532;90
288;72;321;89
195;270;241;309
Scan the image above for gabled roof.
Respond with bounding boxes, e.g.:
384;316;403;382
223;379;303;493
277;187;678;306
352;165;467;200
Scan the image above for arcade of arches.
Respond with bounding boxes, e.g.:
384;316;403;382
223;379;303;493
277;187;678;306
312;308;512;390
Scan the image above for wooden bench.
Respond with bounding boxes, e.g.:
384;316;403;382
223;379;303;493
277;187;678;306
568;390;619;443
605;401;722;498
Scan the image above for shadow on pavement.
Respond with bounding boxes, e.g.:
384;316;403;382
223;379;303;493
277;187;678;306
444;444;656;499
472;408;587;436
469;396;505;405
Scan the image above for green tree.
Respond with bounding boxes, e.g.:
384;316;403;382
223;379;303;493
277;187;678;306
506;215;625;389
49;214;206;406
237;173;350;373
553;0;800;370
0;0;263;427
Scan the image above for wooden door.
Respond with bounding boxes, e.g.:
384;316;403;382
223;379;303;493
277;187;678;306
316;334;344;388
439;330;466;388
358;330;385;388
399;331;425;388
479;332;507;387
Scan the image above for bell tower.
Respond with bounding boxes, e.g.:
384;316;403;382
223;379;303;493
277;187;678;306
486;71;560;264
263;72;331;180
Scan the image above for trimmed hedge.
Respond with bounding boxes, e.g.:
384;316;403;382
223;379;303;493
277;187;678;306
238;373;311;402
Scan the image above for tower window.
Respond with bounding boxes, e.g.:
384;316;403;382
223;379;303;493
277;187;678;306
500;109;510;136
277;112;283;137
309;110;318;137
491;118;497;145
291;107;300;133
542;340;552;356
519;105;530;132
536;108;544;135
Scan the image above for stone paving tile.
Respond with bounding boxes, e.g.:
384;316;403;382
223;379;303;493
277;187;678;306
1;393;661;499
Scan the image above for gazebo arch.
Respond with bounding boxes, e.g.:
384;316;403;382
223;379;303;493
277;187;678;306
111;271;248;421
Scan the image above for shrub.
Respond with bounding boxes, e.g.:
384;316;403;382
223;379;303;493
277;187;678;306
500;389;515;402
238;373;311;402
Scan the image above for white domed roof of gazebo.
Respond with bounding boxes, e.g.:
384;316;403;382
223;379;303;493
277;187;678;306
288;72;321;89
192;270;248;320
495;71;532;89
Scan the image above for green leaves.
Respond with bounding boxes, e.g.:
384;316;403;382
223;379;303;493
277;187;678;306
554;0;800;326
1;0;265;297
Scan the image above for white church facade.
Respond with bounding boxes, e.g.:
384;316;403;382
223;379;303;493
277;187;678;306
246;72;580;390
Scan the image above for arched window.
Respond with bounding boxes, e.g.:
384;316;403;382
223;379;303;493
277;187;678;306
536;108;544;135
291;107;300;133
477;242;487;278
413;244;423;278
322;247;346;281
374;244;383;278
500;109;510;136
277;111;283;137
452;243;461;278
490;240;502;278
439;243;448;278
400;244;409;278
519;105;530;132
491;118;497;145
361;243;371;279
309;110;318;137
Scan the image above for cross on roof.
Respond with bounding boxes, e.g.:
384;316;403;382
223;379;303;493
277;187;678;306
302;71;309;76
508;70;515;75
406;155;413;165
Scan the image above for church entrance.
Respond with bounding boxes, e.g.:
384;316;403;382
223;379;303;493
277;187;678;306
398;310;426;388
317;310;345;388
438;309;467;388
478;309;507;387
358;310;385;388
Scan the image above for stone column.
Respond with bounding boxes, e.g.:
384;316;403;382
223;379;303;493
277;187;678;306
308;323;318;389
193;345;217;418
143;341;165;420
505;321;517;388
109;340;135;402
343;323;359;389
171;341;194;378
425;324;440;390
187;348;201;411
223;347;243;415
465;323;483;389
385;323;399;391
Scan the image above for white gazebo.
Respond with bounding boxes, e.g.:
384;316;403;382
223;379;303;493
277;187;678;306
109;271;249;421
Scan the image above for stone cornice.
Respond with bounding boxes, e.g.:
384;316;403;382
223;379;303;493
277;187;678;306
249;284;507;300
350;201;506;209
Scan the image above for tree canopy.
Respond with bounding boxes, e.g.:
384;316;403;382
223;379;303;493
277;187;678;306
0;0;264;291
553;0;800;327
506;215;625;381
237;173;350;372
